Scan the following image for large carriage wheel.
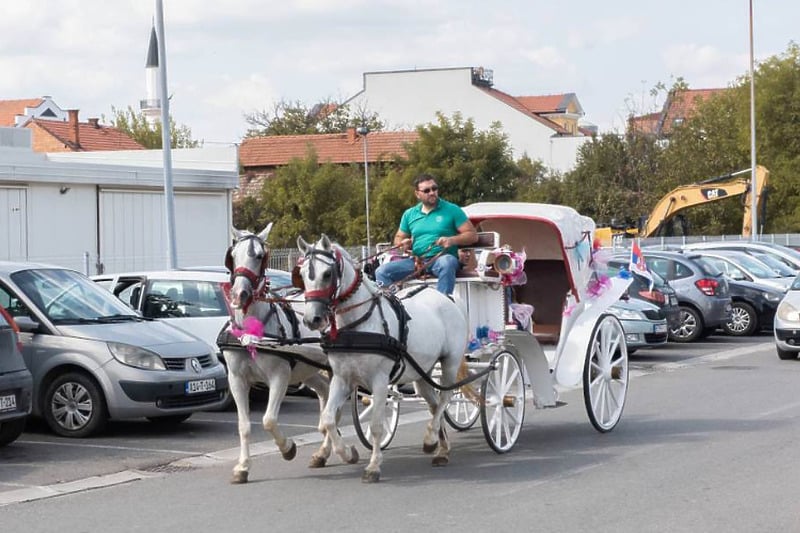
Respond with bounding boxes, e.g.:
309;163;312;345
444;386;480;431
480;349;525;453
351;386;400;450
583;314;628;433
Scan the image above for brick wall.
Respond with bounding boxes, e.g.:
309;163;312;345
235;168;274;203
28;123;72;152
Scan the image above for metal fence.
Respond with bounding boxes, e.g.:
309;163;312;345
267;246;369;271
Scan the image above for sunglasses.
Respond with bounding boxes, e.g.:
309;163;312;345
418;185;439;194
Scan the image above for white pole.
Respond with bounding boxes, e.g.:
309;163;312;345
358;126;371;252
748;0;758;239
155;0;178;268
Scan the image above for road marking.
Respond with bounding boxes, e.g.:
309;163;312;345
14;440;199;455
0;341;773;507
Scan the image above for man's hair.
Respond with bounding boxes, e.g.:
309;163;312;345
413;173;437;189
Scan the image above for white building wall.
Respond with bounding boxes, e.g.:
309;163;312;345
347;68;588;172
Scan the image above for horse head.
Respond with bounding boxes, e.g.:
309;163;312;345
226;222;273;311
296;234;349;331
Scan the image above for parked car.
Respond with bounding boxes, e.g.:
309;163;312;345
0;305;33;446
0;261;229;437
723;278;783;336
607;257;680;330
692;249;793;292
640;250;732;342
750;251;798;277
683;241;800;272
609;298;668;353
774;274;800;360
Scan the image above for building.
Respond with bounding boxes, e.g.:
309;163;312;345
0;128;237;274
237;128;418;201
344;66;590;172
628;88;729;137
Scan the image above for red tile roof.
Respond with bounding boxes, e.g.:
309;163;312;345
515;94;568;113
0;98;44;126
239;129;418;168
31;118;145;151
660;88;727;134
475;87;570;134
628;112;661;135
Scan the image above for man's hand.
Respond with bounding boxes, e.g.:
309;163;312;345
436;236;453;248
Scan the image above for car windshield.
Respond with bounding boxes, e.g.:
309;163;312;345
726;253;781;278
753;253;797;276
689;256;724;277
11;268;137;323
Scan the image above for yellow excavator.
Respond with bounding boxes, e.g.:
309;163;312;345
595;165;769;247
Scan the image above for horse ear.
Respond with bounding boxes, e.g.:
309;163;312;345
297;236;310;253
231;227;245;241
320;234;332;250
258;222;274;243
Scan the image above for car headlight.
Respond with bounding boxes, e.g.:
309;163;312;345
763;291;782;302
108;341;166;370
777;300;800;323
609;307;644;320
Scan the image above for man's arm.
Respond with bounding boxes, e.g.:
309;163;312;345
435;220;478;249
393;229;412;251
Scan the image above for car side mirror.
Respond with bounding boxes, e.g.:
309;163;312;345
14;315;42;333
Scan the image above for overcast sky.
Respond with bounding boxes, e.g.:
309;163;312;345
2;1;796;146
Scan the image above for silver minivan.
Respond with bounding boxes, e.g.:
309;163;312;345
0;261;229;438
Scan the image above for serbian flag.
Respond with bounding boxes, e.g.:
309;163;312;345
630;240;654;289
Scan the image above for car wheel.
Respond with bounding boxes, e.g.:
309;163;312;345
777;347;798;361
0;418;26;447
723;302;758;336
669;306;704;343
44;372;108;438
146;414;192;426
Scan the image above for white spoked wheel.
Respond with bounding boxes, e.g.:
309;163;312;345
351;386;400;450
480;349;525;453
583;314;628;433
444;386;480;431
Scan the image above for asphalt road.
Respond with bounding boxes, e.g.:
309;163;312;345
3;332;797;532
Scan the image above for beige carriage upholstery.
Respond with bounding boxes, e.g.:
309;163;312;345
475;219;572;345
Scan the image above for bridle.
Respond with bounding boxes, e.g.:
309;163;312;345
226;233;270;313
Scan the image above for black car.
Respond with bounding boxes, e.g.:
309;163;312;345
607;258;680;330
722;278;783;336
0;305;33;447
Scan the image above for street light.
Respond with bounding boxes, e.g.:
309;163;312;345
357;125;371;252
748;0;758;239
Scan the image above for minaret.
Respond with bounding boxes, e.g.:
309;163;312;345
140;24;161;126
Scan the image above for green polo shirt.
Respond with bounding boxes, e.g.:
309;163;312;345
399;198;469;258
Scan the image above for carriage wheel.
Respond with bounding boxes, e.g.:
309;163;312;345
480;349;525;453
351;386;400;450
444;386;480;431
583;314;628;433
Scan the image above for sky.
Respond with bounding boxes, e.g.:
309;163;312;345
2;1;797;146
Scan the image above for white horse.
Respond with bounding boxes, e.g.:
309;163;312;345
296;234;470;483
221;224;344;484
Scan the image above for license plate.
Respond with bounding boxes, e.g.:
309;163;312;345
185;379;215;394
654;323;668;333
669;296;678;306
0;393;17;412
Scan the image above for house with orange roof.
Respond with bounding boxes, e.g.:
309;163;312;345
0;96;66;127
237;128;418;201
343;66;591;172
628;88;729;137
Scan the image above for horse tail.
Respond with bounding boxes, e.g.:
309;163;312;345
456;356;482;405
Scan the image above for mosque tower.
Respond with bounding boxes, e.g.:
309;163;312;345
140;25;161;125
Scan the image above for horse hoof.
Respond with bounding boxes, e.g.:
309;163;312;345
362;470;380;483
432;456;449;467
282;441;297;461
230;471;249;484
422;442;437;454
309;455;327;468
347;446;360;464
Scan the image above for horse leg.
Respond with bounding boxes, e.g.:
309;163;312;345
302;371;333;468
263;369;296;461
413;379;441;454
426;356;463;467
318;375;358;467
225;356;253;484
362;378;389;483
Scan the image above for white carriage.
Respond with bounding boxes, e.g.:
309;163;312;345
353;201;632;453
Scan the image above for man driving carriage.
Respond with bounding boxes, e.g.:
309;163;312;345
375;173;478;295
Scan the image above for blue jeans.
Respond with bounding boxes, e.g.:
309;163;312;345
375;254;460;295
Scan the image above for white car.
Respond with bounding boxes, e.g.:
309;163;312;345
684;241;800;272
693;249;793;292
774;274;800;360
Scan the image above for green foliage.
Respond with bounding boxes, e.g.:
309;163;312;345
244;98;384;137
105;106;199;148
513;156;565;204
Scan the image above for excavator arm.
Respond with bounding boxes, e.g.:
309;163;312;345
640;165;769;238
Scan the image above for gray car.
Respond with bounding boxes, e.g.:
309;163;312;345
641;250;732;342
0;305;33;446
609;298;668;353
0;261;229;438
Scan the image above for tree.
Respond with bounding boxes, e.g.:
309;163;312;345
244;98;384;137
105;106;199;149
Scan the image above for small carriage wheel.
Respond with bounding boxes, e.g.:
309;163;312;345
480;349;525;453
351;386;400;450
444;386;481;431
583;314;628;433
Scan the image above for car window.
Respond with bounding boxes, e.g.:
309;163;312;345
672;261;695;279
691;257;723;277
706;258;744;279
144;279;227;319
731;253;780;278
645;258;671;280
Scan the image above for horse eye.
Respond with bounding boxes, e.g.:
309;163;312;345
322;271;332;281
